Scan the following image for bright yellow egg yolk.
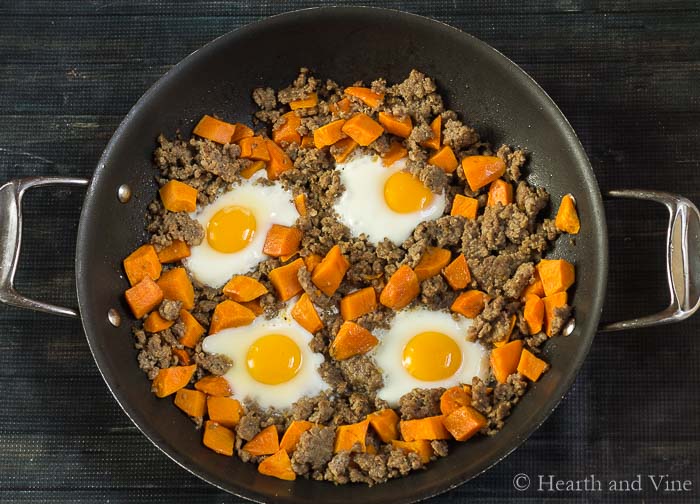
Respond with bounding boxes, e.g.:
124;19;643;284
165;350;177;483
246;334;302;385
207;205;256;253
402;331;462;381
383;171;433;213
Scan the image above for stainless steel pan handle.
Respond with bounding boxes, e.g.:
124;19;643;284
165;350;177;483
600;189;700;332
2;179;698;330
0;177;89;318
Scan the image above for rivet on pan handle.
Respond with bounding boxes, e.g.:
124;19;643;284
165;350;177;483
600;189;700;332
0;177;89;318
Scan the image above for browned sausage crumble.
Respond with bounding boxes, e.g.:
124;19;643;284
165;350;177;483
130;68;573;485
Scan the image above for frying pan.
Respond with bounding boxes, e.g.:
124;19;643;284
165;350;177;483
1;7;699;504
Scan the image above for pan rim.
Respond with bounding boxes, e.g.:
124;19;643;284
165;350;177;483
75;6;608;504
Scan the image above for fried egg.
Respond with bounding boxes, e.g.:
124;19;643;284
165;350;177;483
333;154;446;245
201;313;328;409
373;308;488;406
185;180;297;288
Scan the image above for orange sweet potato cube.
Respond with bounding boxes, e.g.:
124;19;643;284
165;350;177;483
330;321;378;360
450;195;479;220
442;406;487;441
123;244;162;286
125;276;164;319
334;420;370;453
207;396;243;429
537;259;575;297
203;420;235;456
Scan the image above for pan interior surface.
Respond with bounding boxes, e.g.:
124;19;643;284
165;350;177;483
76;7;607;504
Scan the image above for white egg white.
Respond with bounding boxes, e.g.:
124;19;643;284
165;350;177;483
201;313;329;410
185;181;298;288
333;154;446;245
372;308;489;406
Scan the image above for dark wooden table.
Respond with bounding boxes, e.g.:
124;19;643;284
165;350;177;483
1;1;699;502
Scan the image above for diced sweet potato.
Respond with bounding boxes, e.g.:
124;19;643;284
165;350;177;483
439;386;470;416
524;295;545;335
178;309;205;348
390;440;433;463
313;119;346;148
172;347;190;365
311;245;350;296
265;139;293;180
428;145;458;173
258;448;296;481
240;160;266;179
450;195;479;220
377;112;412;137
517;348;548;381
381;140;408;167
442;406;487;441
174;388;206;418
442;254;471;290
341;113;384;146
522;269;545;299
263;224;303;257
125;276;164;319
156;240;190;264
243;425;279;456
367;409;399;443
272;111;302;145
123;244;162;286
240;299;263;316
340;287;377;321
330;321;378;361
399;416;451;441
280;420;314;453
222;275;268;302
156;267;194;310
293;193;307;216
151;364;197;398
379;265;420;310
334;419;370;453
328;97;351;115
462;155;506;191
159;180;198;213
207;396;243;429
419;116;441;150
268;258;305;301
344;87;384;108
203;420;235;456
291;293;323;333
304;254;322;274
143;311;173;333
194;375;232;397
490;339;523;383
193;115;237;144
290;92;318;110
331;137;358;163
537;259;575;297
487;179;513;207
414;247;452;281
555;194;580;234
230;123;254;143
451;290;488;318
543;291;568;336
238;135;270;161
209;300;256;334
